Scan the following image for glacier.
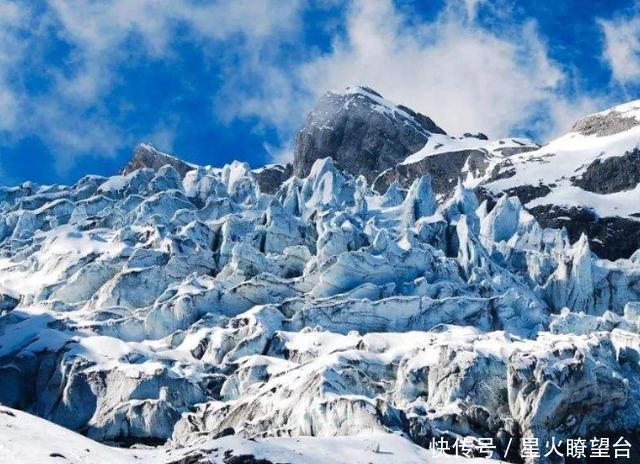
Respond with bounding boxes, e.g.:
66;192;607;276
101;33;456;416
0;142;639;463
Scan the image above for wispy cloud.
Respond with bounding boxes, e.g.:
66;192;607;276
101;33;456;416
300;0;572;138
600;12;640;86
0;1;29;133
0;0;303;173
263;142;294;165
223;0;605;153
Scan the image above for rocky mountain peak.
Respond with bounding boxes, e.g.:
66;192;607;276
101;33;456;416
339;86;446;136
122;143;194;178
293;86;445;181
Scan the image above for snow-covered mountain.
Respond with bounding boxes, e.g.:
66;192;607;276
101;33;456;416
1;90;640;463
294;86;447;181
293;86;540;196
294;86;640;260
483;101;640;260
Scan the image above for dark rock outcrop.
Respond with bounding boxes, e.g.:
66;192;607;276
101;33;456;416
252;163;293;194
503;184;554;204
529;204;640;260
492;144;538;157
293;87;445;181
373;149;478;194
572;149;640;194
373;145;539;195
122;144;194;178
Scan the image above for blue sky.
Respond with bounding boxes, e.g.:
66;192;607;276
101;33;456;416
0;0;639;186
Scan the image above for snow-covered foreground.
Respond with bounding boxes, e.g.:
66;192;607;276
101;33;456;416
0;406;156;464
0;405;504;463
0;143;639;463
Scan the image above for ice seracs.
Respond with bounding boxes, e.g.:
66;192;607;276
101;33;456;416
0;105;640;463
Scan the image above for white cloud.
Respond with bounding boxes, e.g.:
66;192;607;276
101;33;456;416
45;0;303;131
297;0;599;140
263;142;294;165
0;0;614;174
222;0;606;164
0;88;19;133
462;0;486;21
0;1;29;132
144;119;179;154
48;0;302;63
600;14;640;85
0;0;303;173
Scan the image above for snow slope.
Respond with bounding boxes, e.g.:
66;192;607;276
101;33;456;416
402;134;537;167
0;406;505;464
0;406;157;464
485;112;640;218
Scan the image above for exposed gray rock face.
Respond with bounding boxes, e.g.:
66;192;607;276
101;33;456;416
373;140;539;195
122;144;194;178
373;149;481;194
572;148;640;194
572;110;640;136
252;163;293;194
293;86;445;181
501;184;553;204
492;144;539;157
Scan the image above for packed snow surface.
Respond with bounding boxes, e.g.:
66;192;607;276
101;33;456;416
402;134;537;165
